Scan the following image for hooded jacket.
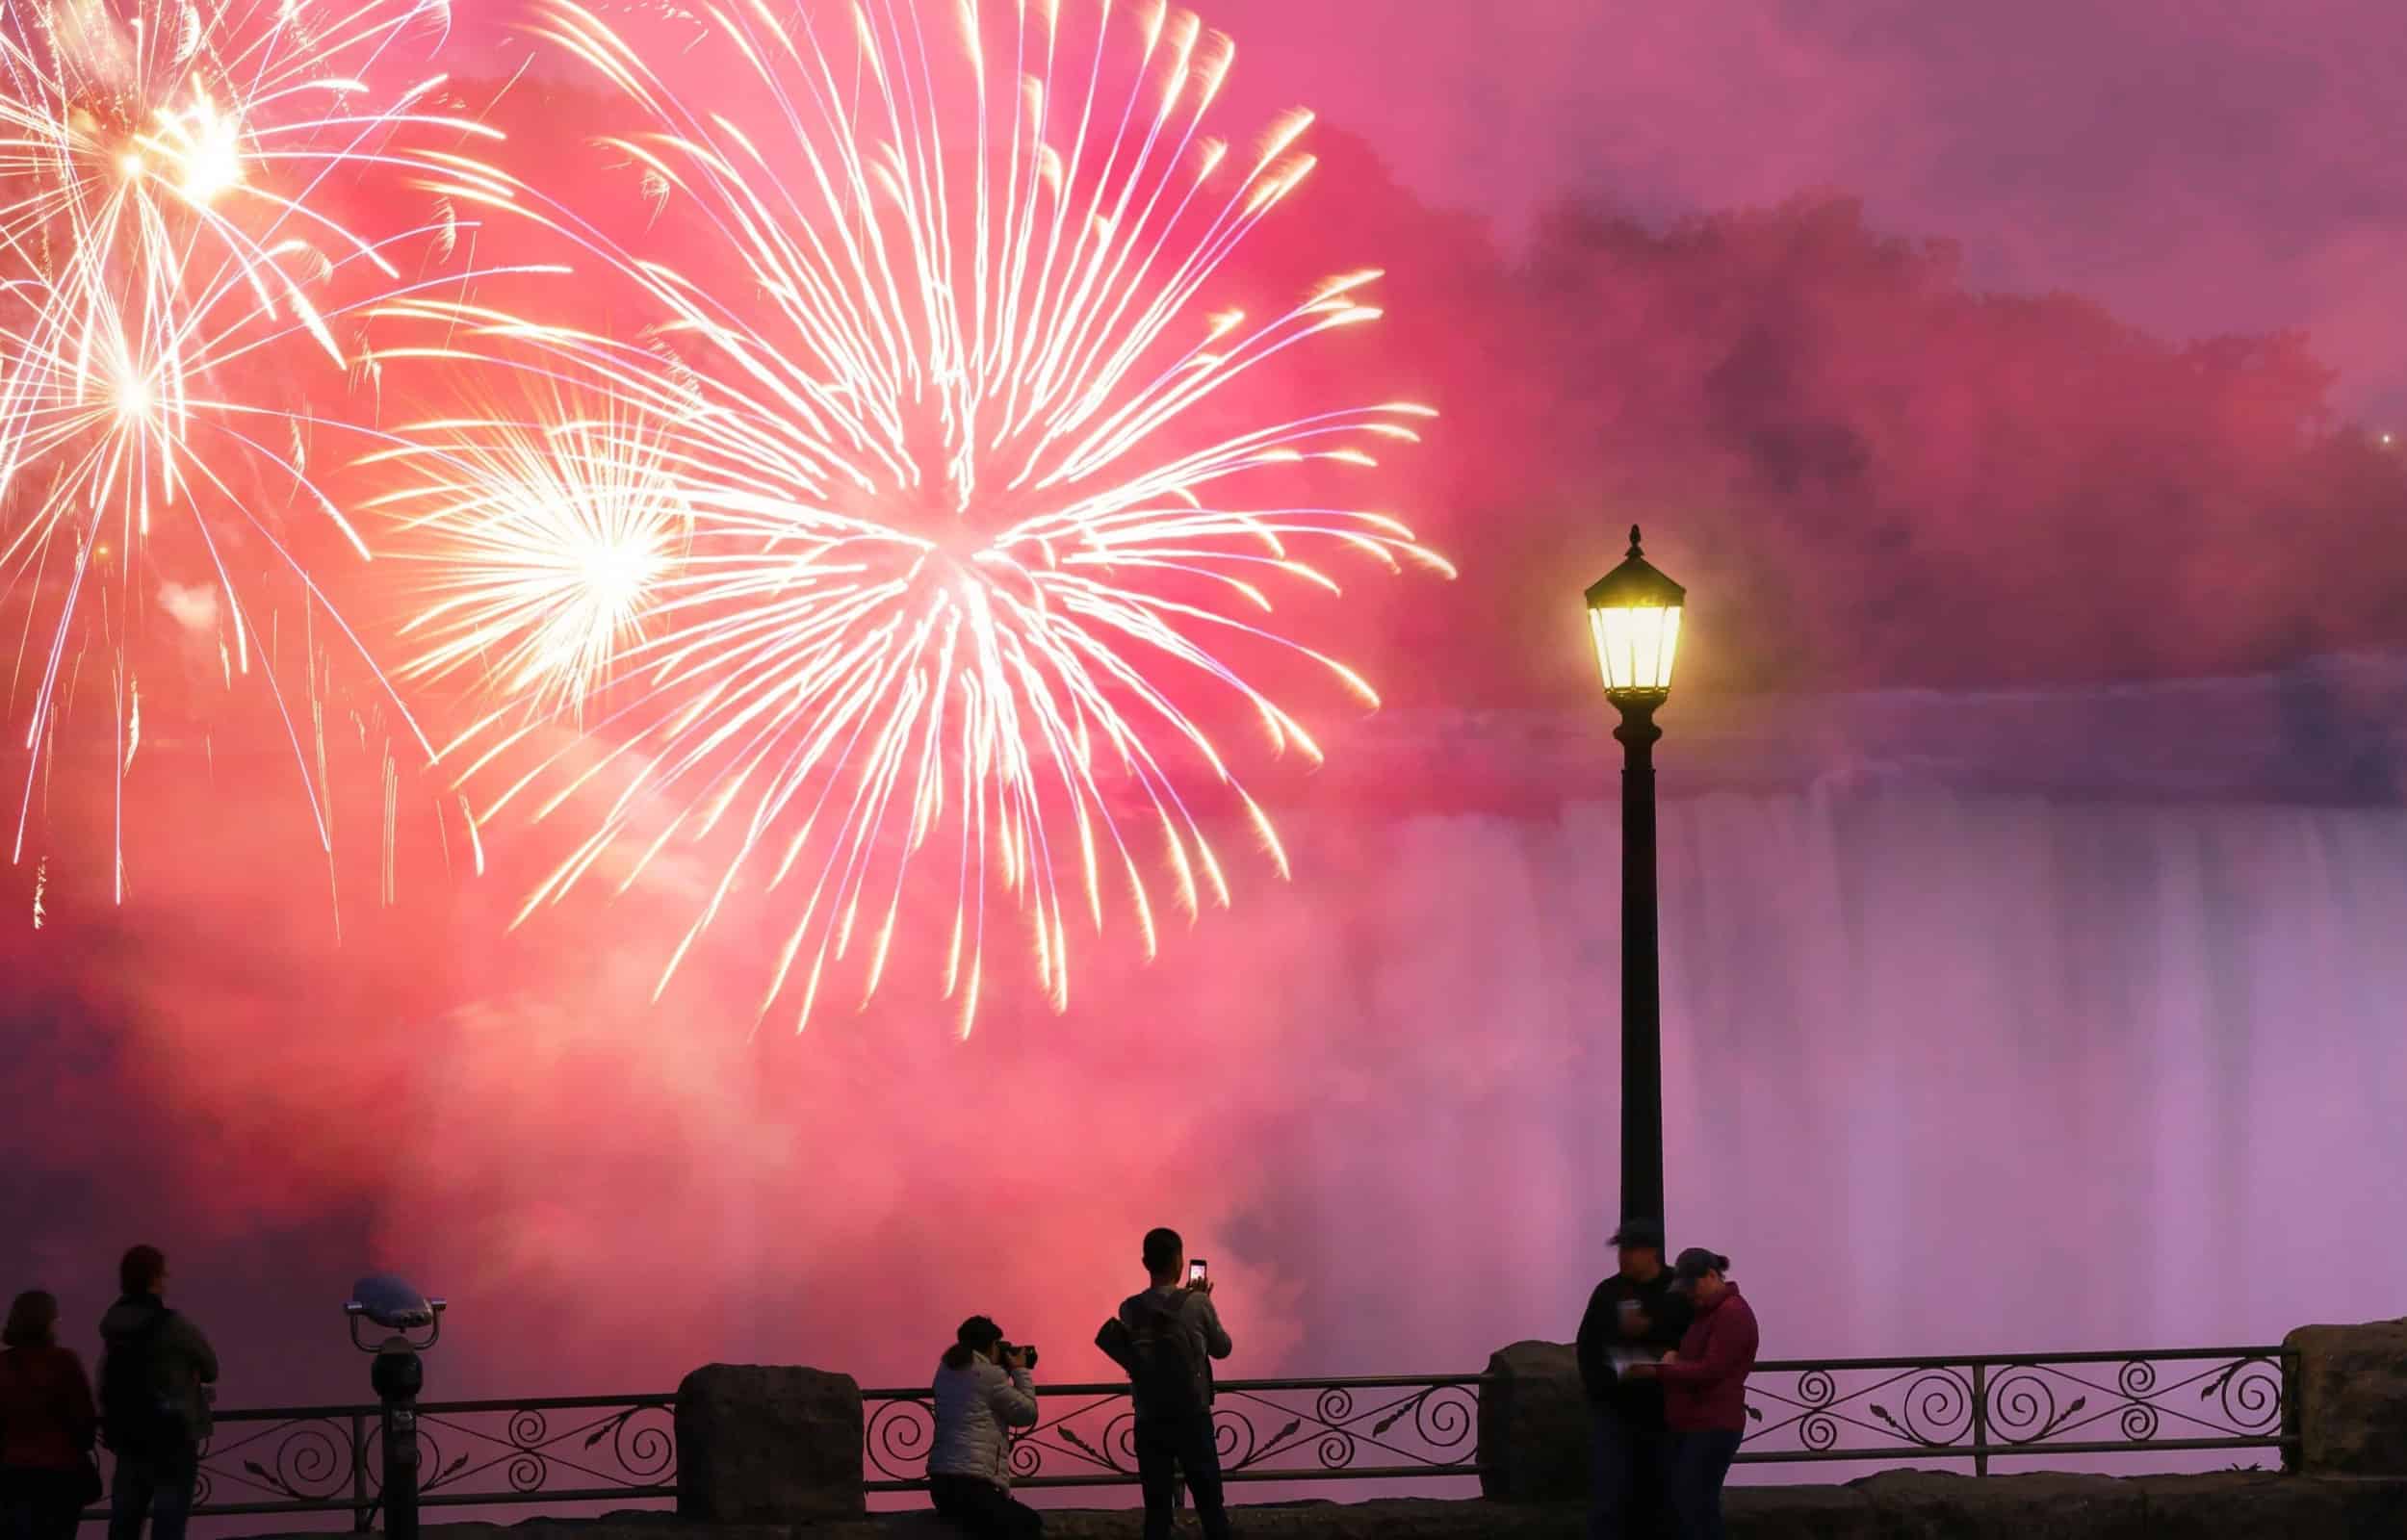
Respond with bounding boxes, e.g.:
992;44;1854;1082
927;1355;1039;1489
97;1296;219;1448
1654;1285;1759;1433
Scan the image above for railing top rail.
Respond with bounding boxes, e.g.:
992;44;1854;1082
1750;1346;2285;1373
861;1373;1496;1399
210;1393;675;1421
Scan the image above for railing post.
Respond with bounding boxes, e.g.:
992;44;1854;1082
351;1412;372;1530
1970;1364;1989;1477
2280;1348;2299;1475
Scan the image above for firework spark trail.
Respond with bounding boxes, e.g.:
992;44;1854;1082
0;0;552;890
381;0;1454;1036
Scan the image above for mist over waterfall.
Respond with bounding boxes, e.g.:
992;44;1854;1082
1228;663;2407;1378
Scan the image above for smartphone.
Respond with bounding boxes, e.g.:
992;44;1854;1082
1189;1258;1208;1286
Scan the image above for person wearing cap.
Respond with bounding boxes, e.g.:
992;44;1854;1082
927;1315;1044;1538
1573;1219;1692;1539
1627;1248;1757;1540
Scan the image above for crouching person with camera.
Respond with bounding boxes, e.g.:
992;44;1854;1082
927;1317;1044;1540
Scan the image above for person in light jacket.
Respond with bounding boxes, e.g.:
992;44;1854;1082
926;1317;1042;1539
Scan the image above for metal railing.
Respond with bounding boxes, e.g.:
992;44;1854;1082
74;1345;2293;1526
1731;1347;2292;1476
864;1374;1486;1491
78;1395;675;1528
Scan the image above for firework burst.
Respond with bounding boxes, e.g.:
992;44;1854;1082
386;0;1453;1034
0;0;526;892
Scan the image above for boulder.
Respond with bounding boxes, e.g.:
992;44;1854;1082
1845;1468;2147;1540
1478;1341;1587;1503
675;1363;866;1522
2286;1318;2407;1476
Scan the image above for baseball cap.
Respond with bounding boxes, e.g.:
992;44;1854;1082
1609;1218;1666;1249
1668;1247;1730;1292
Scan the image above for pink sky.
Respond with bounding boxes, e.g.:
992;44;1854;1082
1173;0;2407;420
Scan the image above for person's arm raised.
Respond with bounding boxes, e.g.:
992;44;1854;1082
1192;1289;1233;1359
989;1358;1040;1428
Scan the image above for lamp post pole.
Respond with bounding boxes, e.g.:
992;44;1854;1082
1614;692;1665;1227
1584;524;1684;1231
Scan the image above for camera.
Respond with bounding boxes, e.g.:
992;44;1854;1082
1003;1341;1039;1371
346;1273;447;1351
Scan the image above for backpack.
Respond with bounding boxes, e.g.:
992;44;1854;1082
99;1306;182;1456
1125;1294;1207;1422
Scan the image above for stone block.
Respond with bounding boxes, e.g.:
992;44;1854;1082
675;1362;865;1522
1478;1341;1588;1502
2287;1318;2407;1476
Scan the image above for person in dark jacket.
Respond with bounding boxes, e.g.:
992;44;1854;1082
1572;1219;1691;1539
1;1291;98;1540
1628;1248;1757;1540
1098;1229;1232;1540
96;1247;217;1540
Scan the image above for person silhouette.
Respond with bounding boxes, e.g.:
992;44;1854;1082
1;1290;99;1540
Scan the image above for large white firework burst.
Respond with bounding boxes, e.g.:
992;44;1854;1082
384;0;1453;1034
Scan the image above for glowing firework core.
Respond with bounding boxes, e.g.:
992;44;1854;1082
159;92;247;202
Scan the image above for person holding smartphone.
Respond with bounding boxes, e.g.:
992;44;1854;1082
926;1317;1043;1539
1098;1228;1232;1540
1573;1219;1690;1539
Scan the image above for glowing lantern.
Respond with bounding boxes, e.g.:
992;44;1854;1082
1584;526;1684;698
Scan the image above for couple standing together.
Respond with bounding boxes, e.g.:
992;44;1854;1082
1574;1219;1760;1540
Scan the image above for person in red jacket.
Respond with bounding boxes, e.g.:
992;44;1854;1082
0;1290;99;1540
1626;1248;1756;1540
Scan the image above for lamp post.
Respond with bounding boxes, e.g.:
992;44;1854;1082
1584;526;1685;1228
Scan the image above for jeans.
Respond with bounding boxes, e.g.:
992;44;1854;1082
928;1473;1044;1539
1667;1428;1743;1540
1134;1413;1229;1540
1586;1401;1670;1540
1;1466;91;1540
105;1449;195;1540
